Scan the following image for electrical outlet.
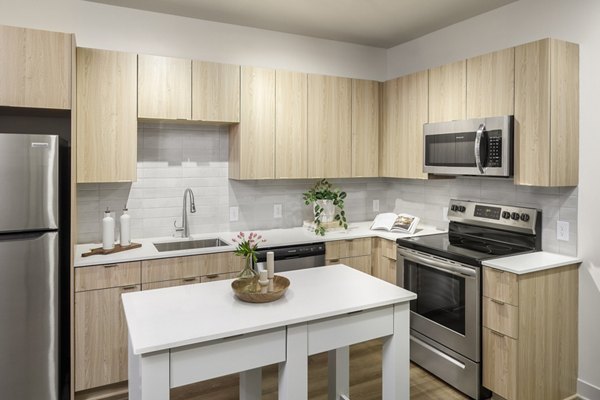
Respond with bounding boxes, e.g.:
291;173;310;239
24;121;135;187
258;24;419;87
229;206;239;222
372;199;380;212
557;221;570;241
273;204;282;218
442;207;449;222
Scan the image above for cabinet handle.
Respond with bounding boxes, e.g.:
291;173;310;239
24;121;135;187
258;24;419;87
183;277;198;282
121;285;137;291
344;239;353;243
490;298;505;305
104;264;116;268
329;259;340;263
205;274;219;279
490;329;505;338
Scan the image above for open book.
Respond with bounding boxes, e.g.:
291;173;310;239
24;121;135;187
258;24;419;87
370;213;420;234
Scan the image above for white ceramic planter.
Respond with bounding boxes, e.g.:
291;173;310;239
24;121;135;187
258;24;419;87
315;199;336;223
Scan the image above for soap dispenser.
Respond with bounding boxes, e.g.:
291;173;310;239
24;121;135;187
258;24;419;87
120;206;131;247
102;208;115;250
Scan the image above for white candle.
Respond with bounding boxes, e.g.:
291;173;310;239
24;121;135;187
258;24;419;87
267;251;275;278
259;270;268;282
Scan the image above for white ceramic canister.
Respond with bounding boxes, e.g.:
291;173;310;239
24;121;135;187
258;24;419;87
120;206;131;246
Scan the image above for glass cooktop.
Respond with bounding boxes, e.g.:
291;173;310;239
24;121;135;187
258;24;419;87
397;232;534;266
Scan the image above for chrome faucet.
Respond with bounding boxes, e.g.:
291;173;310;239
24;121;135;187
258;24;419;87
174;188;196;238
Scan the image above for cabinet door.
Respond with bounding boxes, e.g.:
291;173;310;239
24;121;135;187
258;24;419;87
466;48;514;118
326;238;372;260
192;61;240;123
75;285;140;391
0;25;72;109
483;327;517;400
77;48;137;183
514;39;579;186
344;255;372;275
229;66;275;179
401;71;428;179
428;60;466;123
142;277;199;290
138;54;191;120
352;79;379;177
275;70;307;179
307;74;352;178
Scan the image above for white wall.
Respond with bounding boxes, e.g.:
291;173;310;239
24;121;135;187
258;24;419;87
0;0;386;80
387;0;600;396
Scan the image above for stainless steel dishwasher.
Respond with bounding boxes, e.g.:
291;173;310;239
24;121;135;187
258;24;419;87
255;242;326;272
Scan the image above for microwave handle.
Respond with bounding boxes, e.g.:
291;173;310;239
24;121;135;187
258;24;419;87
474;123;485;174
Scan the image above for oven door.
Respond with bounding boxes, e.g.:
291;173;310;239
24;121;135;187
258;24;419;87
397;247;480;362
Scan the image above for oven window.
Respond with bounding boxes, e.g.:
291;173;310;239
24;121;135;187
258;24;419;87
406;261;466;335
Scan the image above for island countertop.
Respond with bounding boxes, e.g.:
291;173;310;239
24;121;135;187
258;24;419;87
122;264;417;355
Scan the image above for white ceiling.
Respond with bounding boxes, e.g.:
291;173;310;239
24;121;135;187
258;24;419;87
84;0;517;48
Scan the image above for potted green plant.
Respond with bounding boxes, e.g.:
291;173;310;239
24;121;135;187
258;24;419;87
302;179;348;236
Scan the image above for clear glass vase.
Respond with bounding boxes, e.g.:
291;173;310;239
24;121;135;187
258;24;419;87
237;254;258;279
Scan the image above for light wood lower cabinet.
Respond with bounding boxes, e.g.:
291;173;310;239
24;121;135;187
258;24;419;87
325;238;372;274
482;265;579;400
372;238;397;284
75;284;140;391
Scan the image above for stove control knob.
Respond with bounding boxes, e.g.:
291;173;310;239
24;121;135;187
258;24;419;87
511;212;520;221
451;205;458;212
502;211;511;219
458;206;466;212
520;213;530;222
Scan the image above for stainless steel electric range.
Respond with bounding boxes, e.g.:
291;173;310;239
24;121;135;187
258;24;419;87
396;199;541;399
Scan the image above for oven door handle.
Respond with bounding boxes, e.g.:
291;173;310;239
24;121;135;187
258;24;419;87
398;249;476;278
474;123;486;174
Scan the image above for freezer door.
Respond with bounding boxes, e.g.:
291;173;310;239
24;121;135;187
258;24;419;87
0;133;58;232
0;232;59;400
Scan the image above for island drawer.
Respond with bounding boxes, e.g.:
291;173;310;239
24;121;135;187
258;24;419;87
170;327;286;387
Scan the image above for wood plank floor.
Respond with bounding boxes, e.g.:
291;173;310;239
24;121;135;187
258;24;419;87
166;339;469;400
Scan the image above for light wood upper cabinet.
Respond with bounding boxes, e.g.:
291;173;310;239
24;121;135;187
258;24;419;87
307;74;352;178
0;25;72;109
381;71;428;179
466;47;515;118
229;66;275;179
138;54;191;120
75;285;140;391
352;79;380;177
514;39;579;186
275;70;307;179
77;48;137;183
428;60;466;122
192;61;240;123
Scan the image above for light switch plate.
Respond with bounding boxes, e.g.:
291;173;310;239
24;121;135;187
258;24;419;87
372;200;380;212
273;204;282;218
557;220;570;241
229;206;239;222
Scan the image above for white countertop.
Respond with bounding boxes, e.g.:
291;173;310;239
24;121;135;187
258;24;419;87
482;251;582;274
122;264;417;355
75;221;444;267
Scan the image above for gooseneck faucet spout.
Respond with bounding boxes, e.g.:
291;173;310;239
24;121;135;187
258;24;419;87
174;188;196;238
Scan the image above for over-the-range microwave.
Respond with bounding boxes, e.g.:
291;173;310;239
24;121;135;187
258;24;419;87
423;115;513;177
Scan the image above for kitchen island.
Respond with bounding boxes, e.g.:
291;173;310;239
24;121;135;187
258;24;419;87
122;264;416;400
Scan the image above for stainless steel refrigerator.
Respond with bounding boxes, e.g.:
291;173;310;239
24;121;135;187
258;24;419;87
0;133;61;399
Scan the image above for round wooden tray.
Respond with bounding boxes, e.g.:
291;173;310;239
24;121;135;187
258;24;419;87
231;275;290;303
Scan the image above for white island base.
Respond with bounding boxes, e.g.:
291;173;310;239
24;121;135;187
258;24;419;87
123;265;416;400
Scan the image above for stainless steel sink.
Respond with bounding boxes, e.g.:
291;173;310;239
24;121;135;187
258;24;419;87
153;238;229;252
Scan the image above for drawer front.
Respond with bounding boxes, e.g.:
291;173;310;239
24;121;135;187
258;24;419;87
483;267;519;306
142;252;239;283
170;327;286;387
142;277;200;290
307;306;393;355
201;272;237;283
381;239;397;260
326;238;371;260
75;261;141;292
483;327;517;400
483;296;519;339
325;255;371;274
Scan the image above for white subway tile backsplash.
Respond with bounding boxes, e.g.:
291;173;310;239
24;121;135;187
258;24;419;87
77;123;578;257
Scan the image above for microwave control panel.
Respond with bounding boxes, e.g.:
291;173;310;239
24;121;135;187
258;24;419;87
487;132;502;167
